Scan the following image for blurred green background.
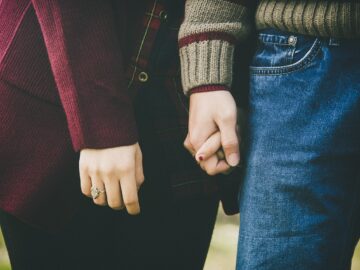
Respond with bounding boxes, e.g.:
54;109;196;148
1;208;360;270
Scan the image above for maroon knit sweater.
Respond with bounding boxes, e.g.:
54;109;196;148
0;0;138;230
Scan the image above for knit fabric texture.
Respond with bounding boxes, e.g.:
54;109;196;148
178;0;253;95
179;0;359;95
256;0;360;38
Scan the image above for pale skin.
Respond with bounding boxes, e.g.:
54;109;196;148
79;91;238;214
184;91;240;174
79;143;144;215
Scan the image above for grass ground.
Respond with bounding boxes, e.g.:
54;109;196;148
1;209;359;270
0;230;10;270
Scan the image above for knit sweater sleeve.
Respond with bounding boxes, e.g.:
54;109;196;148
179;0;254;96
31;0;138;151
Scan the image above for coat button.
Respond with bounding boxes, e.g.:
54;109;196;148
159;10;168;22
138;71;149;83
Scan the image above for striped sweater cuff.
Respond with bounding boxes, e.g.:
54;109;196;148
179;34;236;96
189;84;230;95
178;0;252;95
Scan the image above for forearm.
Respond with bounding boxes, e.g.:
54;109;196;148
31;0;138;151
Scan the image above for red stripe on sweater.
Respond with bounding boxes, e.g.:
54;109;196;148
179;32;236;48
189;85;230;95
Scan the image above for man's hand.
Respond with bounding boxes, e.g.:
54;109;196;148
184;91;240;175
187;131;231;175
79;143;144;215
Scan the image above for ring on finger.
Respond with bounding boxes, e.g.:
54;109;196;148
90;186;106;200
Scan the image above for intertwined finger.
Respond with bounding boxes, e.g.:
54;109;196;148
184;133;196;157
199;155;231;175
217;116;240;167
195;131;221;162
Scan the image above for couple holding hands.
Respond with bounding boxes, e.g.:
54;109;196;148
0;0;359;269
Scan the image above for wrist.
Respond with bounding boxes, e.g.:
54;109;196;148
189;85;230;96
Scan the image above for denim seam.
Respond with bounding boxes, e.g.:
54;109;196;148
240;231;328;240
286;47;295;65
250;39;322;76
258;41;293;46
258;34;292;45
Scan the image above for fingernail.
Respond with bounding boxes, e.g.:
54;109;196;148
198;155;204;161
227;153;240;167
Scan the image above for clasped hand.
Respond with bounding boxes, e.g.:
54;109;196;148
78;91;239;214
79;143;144;215
184;91;240;175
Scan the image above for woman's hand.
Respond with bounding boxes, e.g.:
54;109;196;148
184;91;240;174
191;131;232;175
79;143;144;215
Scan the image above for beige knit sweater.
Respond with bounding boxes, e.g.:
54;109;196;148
179;0;360;95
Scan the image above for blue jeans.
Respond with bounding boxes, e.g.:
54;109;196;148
237;29;360;270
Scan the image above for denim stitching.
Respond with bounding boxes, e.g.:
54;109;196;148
250;39;322;76
258;34;292;45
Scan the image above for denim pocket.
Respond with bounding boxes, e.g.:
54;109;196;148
250;29;322;76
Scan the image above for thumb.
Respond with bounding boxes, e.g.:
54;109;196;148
218;119;240;167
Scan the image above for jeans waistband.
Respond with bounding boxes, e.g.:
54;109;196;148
259;28;360;47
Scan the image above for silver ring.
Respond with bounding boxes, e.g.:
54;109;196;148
91;186;106;200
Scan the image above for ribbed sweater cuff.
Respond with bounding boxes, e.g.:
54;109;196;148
179;37;235;96
189;85;230;95
256;0;360;38
178;0;252;96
